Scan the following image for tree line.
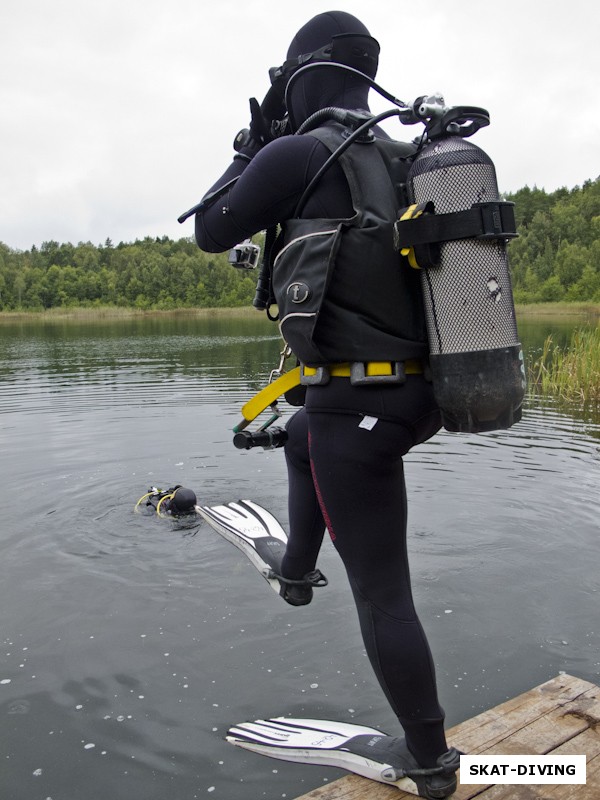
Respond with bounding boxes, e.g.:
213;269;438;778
504;177;600;302
0;236;259;311
0;176;598;311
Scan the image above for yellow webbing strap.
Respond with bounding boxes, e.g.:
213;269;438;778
239;366;302;425
303;363;394;377
303;360;423;378
398;203;428;269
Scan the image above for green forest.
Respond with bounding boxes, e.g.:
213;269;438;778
0;177;598;311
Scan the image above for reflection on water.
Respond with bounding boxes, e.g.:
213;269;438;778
0;315;281;416
0;314;598;800
517;307;600;358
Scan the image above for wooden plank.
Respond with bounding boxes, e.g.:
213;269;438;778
480;727;600;799
294;674;600;800
451;674;595;753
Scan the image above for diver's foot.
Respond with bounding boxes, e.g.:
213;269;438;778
386;741;461;799
278;569;328;606
419;747;461;799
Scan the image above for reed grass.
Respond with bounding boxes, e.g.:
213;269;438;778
516;302;600;318
529;327;600;405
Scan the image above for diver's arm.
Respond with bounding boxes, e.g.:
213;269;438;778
193;161;251;252
195;136;319;253
195;135;351;253
191;132;262;251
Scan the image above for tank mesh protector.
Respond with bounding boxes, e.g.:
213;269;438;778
409;138;520;356
407;136;524;432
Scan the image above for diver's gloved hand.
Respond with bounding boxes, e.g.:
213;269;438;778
249;97;273;146
233;97;273;162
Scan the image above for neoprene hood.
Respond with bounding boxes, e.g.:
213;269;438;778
278;11;380;127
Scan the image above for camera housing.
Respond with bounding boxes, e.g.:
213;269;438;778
228;240;261;270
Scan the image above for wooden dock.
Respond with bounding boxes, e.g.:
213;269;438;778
295;674;600;799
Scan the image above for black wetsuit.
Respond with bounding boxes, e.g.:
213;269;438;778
195;11;447;768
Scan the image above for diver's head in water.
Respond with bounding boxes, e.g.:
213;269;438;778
168;486;197;516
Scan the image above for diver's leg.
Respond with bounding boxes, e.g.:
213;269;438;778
281;408;327;585
306;406;447;767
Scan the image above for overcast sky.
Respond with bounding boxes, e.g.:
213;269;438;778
1;0;598;251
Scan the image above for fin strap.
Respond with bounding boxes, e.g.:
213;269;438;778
402;747;462;779
266;568;328;588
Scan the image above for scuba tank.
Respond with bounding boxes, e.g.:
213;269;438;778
399;104;525;432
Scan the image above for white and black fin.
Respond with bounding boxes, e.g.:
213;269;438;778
197;500;287;593
226;717;460;798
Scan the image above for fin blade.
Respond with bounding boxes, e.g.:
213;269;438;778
198;501;287;594
227;717;379;749
271;717;384;738
226;717;407;787
236;500;288;545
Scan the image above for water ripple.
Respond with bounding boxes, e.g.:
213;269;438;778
1;318;599;800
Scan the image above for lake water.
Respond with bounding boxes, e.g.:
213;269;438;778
0;312;598;800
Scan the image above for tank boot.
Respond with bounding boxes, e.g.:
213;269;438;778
276;569;328;606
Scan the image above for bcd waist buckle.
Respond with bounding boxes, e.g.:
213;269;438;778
301;361;423;386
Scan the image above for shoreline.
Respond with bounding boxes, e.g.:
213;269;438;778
515;302;600;318
0;302;598;324
0;302;600;325
0;306;262;323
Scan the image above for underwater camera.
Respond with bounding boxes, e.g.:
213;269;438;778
228;239;261;270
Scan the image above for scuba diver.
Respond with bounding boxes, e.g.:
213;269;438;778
192;11;461;799
136;485;198;517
